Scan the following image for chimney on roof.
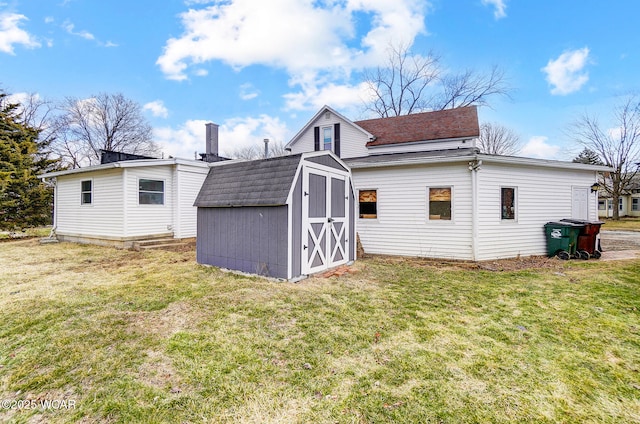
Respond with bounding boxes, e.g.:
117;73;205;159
200;122;225;163
205;122;219;157
264;138;269;159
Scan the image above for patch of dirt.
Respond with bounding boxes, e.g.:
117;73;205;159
126;301;200;338
136;349;184;393
361;253;565;272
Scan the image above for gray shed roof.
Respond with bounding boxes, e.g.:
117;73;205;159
194;154;302;207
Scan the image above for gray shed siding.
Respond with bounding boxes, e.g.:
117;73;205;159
306;154;349;172
197;206;289;279
291;173;303;278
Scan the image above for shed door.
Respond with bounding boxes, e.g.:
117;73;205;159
572;187;589;220
302;167;349;275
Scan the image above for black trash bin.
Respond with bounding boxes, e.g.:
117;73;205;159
560;219;604;259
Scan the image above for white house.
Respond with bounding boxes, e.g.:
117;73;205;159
286;105;611;260
39;124;225;248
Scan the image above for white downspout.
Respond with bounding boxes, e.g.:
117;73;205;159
469;159;482;261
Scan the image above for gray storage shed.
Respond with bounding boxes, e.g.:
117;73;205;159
194;151;356;280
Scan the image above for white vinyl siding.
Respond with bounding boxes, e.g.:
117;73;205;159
367;138;477;155
288;113;369;158
56;169;124;237
476;163;598;260
353;163;473;259
173;165;209;238
125;166;173;238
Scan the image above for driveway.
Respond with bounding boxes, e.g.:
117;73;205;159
599;230;640;260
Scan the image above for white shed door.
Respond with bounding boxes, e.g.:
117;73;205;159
572;187;589;220
302;167;349;275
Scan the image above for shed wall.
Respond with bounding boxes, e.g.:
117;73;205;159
352;163;473;259
197;206;289;279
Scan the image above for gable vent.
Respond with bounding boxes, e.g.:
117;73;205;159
325;112;331;120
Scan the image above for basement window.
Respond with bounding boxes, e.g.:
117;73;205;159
429;187;451;220
81;180;92;205
139;179;164;205
359;190;377;219
501;187;516;220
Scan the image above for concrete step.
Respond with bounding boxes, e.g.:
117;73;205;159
137;241;189;251
134;238;176;247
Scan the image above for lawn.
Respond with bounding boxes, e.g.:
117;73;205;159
601;217;640;232
0;241;639;423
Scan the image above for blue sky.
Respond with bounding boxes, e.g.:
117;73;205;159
1;0;638;161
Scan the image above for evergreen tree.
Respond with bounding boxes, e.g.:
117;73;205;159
572;148;604;165
0;92;59;230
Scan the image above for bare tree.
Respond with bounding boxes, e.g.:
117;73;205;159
436;66;510;110
228;140;287;160
363;43;440;117
363;43;511;117
569;95;640;220
54;93;158;167
478;122;522;155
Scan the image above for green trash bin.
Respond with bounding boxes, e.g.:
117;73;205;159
544;221;582;260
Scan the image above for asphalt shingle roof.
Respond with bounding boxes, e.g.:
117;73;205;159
355;106;479;147
194;154;302;207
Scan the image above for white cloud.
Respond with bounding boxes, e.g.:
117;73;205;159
542;47;590;95
143;100;169;118
481;0;506;19
156;0;427;82
283;80;370;112
239;83;259;100
62;20;95;40
520;136;561;159
0;12;41;54
44;16;54;24
154;115;290;159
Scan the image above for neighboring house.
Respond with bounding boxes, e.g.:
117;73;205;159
598;175;640;218
38;124;226;248
286;105;611;261
194;151;356;279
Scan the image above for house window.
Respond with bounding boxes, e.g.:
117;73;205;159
322;127;332;151
429;187;451;220
608;200;612;210
633;198;638;211
359;190;377;219
139;179;164;205
619;198;623;211
81;180;92;205
501;187;516;220
598;200;606;211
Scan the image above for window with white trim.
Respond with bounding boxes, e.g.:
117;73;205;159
501;187;516;220
81;180;92;205
359;190;377;219
429;187;451;220
322;126;332;151
633;198;638;211
598;200;606;211
139;179;164;205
